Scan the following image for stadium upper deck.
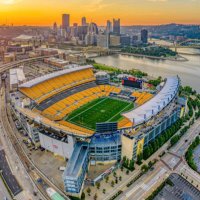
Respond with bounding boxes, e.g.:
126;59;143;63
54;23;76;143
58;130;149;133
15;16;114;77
19;65;95;103
123;76;180;126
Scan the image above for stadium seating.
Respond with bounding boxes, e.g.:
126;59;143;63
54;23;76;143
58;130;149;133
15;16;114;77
41;85;121;121
17;107;94;136
118;117;133;128
132;91;153;106
19;68;95;103
59;121;94;135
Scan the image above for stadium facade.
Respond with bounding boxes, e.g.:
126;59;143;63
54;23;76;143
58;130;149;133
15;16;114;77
10;65;185;197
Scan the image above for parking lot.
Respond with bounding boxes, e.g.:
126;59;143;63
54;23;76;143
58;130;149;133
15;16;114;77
154;173;200;200
18;133;66;191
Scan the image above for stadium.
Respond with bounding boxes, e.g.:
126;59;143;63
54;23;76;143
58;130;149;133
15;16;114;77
10;64;185;197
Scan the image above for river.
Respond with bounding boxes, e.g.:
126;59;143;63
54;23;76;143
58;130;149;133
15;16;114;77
94;48;200;93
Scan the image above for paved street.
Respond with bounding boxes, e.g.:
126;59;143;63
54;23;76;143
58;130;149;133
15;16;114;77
0;175;12;200
0;149;22;196
0;82;43;200
115;118;200;200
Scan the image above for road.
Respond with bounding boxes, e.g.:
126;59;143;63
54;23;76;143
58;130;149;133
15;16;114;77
0;81;44;200
116;118;200;200
0;57;71;200
0;176;12;200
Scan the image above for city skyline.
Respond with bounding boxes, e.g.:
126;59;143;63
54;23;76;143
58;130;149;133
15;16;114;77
0;0;200;26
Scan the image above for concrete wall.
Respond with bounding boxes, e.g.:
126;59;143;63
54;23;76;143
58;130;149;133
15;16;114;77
39;133;74;159
121;134;135;160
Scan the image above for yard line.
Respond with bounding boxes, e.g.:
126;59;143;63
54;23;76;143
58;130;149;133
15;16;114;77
67;97;107;121
106;102;133;122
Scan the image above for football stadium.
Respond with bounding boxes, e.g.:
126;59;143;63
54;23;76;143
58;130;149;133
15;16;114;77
10;64;186;197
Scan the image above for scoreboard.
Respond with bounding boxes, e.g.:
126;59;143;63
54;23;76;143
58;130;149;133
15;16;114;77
122;77;143;89
96;122;118;133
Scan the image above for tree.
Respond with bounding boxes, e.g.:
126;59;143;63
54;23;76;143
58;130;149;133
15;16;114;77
137;154;143;165
129;159;135;171
81;192;85;200
96;182;100;189
105;176;109;183
103;188;106;194
113;171;117;177
87;188;91;196
115;178;118;184
143;147;150;160
111;180;115;187
119;176;122;181
126;170;129;175
141;164;149;172
94;193;98;200
123;156;127;163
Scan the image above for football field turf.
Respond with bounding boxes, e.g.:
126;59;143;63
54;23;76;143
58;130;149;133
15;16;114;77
65;97;134;130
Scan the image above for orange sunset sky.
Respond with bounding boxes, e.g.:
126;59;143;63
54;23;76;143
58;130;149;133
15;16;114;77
0;0;199;26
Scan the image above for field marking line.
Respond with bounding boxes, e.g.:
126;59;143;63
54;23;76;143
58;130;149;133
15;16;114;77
67;97;107;121
106;102;133;122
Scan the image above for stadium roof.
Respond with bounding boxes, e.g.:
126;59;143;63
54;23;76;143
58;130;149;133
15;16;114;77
19;65;93;88
122;76;180;126
13;34;40;41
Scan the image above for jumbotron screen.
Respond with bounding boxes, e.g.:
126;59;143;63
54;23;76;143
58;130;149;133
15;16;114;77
122;77;142;89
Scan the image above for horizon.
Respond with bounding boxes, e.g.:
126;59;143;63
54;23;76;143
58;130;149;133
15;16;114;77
1;22;200;27
0;0;200;26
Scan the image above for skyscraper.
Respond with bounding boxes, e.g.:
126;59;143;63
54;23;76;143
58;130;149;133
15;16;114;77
82;17;87;26
106;20;112;34
62;14;70;29
53;22;57;33
141;29;148;44
113;18;120;35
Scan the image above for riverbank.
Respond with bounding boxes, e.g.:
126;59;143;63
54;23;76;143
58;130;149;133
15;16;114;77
119;52;188;62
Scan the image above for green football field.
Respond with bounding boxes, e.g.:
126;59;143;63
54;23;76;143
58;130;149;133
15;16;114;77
65;97;134;130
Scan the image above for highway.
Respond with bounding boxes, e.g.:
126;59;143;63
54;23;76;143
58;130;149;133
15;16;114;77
0;55;56;74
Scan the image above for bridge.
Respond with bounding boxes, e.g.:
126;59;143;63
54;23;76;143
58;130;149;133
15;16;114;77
169;39;200;52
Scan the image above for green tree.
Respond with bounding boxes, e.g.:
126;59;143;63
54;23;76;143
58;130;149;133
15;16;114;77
113;171;117;177
111;180;115;187
96;182;100;189
87;188;91;196
141;164;149;172
94;193;98;200
103;188;106;194
129;159;135;171
105;176;109;183
81;192;85;200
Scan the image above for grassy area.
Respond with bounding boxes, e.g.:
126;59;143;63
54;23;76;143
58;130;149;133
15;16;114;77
65;97;134;130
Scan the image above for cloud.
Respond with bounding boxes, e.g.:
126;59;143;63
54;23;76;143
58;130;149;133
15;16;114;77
0;0;23;4
81;0;111;12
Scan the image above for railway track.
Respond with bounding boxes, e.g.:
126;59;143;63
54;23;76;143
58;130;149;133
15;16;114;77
0;57;70;200
0;81;51;200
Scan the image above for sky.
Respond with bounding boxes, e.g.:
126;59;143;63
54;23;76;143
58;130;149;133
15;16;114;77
0;0;199;26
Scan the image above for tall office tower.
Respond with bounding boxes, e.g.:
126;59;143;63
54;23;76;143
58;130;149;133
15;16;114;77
71;23;78;37
62;14;70;29
113;18;120;35
53;22;57;33
106;20;112;34
141;29;148;44
82;17;87;26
